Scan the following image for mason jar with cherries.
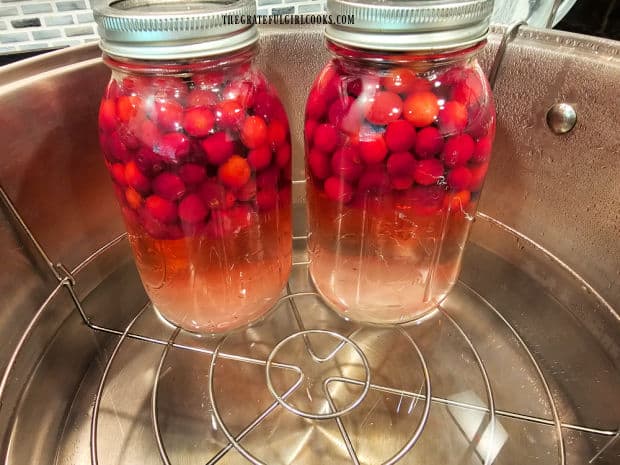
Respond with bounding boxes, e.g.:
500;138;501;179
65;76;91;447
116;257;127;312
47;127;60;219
305;0;496;324
95;1;292;333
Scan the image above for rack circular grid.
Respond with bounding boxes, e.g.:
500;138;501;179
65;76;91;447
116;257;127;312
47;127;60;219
76;200;619;463
77;198;620;465
82;221;618;465
82;223;620;465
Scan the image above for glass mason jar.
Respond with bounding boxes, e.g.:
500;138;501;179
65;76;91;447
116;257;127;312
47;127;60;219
95;1;292;333
305;0;496;324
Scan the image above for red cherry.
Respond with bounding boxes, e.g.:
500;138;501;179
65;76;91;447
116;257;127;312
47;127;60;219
410;78;434;94
222;80;255;107
124;161;150;193
387;152;416;178
183;107;215;137
257;188;278;210
308;148;331;180
440;67;468;86
331;145;363;182
471;136;493;163
199;180;234;209
406;185;446;216
451;73;484;107
116;95;140;123
414;159;444;186
152;172;186;200
403;92;439;127
145;195;178;223
387;152;416;190
241;115;268;149
256;166;279;190
270;99;288;124
276;143;291;168
382;68;417;94
328;96;354;127
109;137;131;164
110;163;127;186
385;120;417;152
236;178;257;201
179;163;207;185
444;190;472;211
187;89;218;107
124;187;143;210
118;125;140;150
267;120;288;148
218;155;251;189
469;110;496;139
306;88;328;119
315;66;340;102
358;168;390;192
247;145;272;170
414;127;444;159
157;132;191;162
468;162;489;191
359;132;388;164
99;99;117;132
305;119;318;142
313;123;339;153
178;194;208;224
447;166;473;190
324;177;353;204
201;132;235;165
137;119;160;147
106;131;132;162
135;146;163;174
253;91;286;122
216;100;244;128
192;71;226;90
438;101;468;134
442;134;475;167
153;99;183;132
367;91;403;125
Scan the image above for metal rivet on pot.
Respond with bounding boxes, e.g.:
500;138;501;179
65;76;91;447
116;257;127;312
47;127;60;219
546;103;577;135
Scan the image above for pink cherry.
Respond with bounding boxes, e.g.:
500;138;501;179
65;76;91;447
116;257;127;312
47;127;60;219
331;145;363;182
152;172;186;200
442;134;475;168
178;194;208;224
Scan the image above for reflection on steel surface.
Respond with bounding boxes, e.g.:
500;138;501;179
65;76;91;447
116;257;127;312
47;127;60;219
448;391;508;463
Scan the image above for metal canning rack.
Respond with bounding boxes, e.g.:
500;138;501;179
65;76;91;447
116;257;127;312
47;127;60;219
2;188;618;463
0;17;618;465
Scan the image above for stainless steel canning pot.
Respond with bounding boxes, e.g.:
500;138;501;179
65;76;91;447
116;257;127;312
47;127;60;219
0;24;618;465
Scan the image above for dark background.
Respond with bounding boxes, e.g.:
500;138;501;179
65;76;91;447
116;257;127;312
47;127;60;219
0;1;618;66
557;0;618;40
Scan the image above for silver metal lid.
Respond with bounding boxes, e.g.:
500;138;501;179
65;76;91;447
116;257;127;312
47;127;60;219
325;0;495;52
94;0;258;60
